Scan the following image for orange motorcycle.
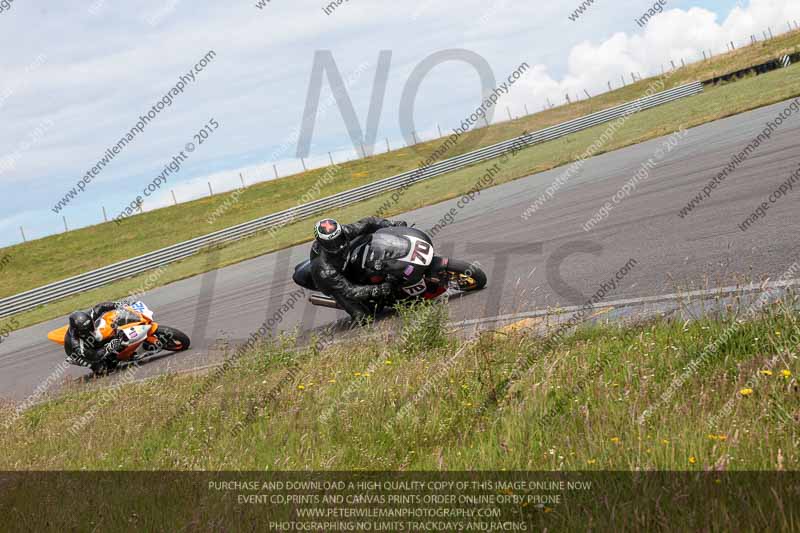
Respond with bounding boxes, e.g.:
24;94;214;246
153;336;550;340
47;301;190;373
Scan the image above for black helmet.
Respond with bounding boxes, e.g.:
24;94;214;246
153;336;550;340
314;219;348;256
69;311;94;339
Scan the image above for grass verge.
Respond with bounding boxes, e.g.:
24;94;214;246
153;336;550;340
6;60;800;333
2;297;800;529
3;296;799;471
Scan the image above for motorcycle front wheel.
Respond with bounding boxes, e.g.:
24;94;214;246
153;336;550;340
444;259;487;292
155;326;191;352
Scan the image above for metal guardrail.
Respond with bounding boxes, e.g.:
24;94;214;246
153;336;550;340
0;81;703;319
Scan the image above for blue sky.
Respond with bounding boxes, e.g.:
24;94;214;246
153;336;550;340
0;0;797;247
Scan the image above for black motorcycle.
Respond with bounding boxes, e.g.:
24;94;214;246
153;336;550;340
293;226;487;310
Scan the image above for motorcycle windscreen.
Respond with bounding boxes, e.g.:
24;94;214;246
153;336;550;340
365;233;416;278
367;234;410;263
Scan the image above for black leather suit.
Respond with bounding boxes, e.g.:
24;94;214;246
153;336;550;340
308;217;399;322
64;302;121;366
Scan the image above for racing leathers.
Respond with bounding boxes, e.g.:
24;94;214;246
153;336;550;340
64;302;126;368
309;217;403;323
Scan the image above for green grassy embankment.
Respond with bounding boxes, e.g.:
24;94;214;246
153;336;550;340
3;295;799;472
3;30;800;331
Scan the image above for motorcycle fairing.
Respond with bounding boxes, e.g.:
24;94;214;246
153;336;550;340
399;236;435;267
46;302;160;360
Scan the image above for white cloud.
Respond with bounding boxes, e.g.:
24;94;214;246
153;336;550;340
504;0;800;112
0;0;798;246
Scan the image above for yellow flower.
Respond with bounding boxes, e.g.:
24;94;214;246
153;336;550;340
782;370;792;378
739;388;753;396
661;439;669;444
776;331;782;336
587;459;596;464
354;372;361;377
363;373;370;378
759;370;773;376
689;456;697;465
328;379;336;384
297;384;305;390
610;437;621;444
385;360;393;365
708;434;727;441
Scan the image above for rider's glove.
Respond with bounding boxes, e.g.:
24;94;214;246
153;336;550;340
371;282;394;299
392;220;408;227
104;338;124;356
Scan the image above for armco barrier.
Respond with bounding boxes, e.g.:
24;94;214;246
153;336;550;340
0;81;703;319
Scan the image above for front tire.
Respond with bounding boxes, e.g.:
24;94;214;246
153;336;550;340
155;326;191;352
444;259;487;292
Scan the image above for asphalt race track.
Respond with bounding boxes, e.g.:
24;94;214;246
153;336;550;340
2;98;799;401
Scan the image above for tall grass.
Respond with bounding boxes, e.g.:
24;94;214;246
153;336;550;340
2;296;798;472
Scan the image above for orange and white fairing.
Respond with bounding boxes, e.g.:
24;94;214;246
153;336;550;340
47;304;160;361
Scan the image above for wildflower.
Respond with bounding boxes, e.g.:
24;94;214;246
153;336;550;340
661;439;669;444
689;456;697;465
708;434;727;441
739;388;753;396
760;370;773;376
610;437;620;444
782;370;792;378
385;360;393;365
297;384;305;390
587;459;596;465
328;379;336;384
354;372;361;377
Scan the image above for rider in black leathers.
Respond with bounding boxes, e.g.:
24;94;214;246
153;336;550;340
64;301;129;371
296;217;406;323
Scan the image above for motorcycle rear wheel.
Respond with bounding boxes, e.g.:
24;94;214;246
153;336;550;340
444;259;487;292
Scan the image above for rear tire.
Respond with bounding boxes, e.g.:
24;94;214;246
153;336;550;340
155;326;191;352
445;259;487;292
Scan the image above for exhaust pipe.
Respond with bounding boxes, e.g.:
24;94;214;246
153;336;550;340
309;294;342;309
